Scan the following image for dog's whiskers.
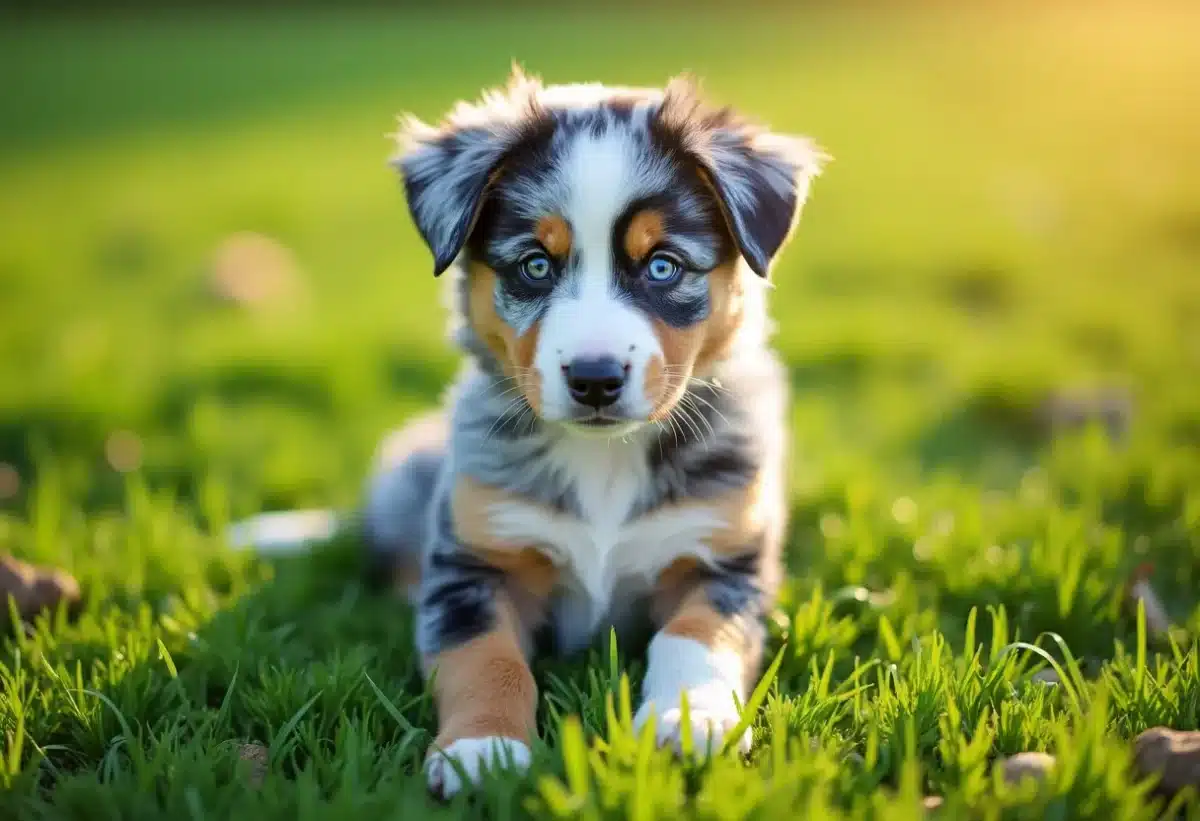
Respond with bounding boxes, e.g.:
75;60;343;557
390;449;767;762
483;394;533;442
677;396;715;447
662;375;707;446
683;384;732;431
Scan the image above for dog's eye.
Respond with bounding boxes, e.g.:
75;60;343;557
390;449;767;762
519;252;553;283
646;253;682;284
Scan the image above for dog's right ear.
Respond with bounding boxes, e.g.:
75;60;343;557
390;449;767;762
392;118;507;277
392;69;545;276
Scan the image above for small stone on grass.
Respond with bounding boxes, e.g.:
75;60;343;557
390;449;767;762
1133;727;1200;797
238;743;269;789
999;752;1056;786
1127;572;1173;638
1038;386;1133;441
0;555;81;627
1031;668;1060;686
207;232;302;309
0;463;19;500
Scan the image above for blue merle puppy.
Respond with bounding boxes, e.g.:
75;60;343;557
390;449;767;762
237;67;825;798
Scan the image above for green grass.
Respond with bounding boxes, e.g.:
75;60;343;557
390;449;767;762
2;3;1200;818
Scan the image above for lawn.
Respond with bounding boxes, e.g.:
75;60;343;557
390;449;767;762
1;3;1199;818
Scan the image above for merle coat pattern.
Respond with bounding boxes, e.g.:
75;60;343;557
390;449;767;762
362;68;825;798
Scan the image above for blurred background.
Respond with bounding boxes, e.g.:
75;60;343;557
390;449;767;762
1;0;1197;527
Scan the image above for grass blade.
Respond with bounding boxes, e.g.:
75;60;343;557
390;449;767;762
720;645;784;756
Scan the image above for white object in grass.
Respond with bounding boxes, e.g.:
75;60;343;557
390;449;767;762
225;509;339;555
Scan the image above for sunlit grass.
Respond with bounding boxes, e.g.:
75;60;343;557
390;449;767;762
1;3;1198;818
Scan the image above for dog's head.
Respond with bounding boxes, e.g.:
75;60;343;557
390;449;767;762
393;68;825;437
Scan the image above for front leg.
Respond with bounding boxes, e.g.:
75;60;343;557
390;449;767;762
417;487;557;798
634;554;766;759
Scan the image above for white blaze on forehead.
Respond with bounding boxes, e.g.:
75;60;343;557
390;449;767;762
533;129;667;420
562;130;639;262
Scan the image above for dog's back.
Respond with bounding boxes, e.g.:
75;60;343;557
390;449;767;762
361;410;448;600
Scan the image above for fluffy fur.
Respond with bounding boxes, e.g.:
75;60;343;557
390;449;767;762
366;68;822;797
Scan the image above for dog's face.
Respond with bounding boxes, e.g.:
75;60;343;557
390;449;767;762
395;71;823;436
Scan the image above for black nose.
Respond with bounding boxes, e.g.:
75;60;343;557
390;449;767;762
565;357;626;409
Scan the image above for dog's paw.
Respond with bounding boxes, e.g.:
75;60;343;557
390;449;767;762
424;736;532;798
635;634;753;760
633;692;752;759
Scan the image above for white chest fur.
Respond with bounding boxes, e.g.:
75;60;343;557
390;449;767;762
482;434;723;637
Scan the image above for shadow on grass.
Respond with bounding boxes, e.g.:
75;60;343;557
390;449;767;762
0;350;454;518
155;364;341;430
911;388;1045;481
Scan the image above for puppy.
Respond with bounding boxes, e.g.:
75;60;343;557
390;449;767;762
327;68;823;797
358;68;825;796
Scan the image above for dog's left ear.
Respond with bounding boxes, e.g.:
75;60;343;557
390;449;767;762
391;68;545;276
658;76;828;278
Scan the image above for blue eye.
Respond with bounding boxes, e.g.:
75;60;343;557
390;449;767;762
646;254;681;283
519;253;553;282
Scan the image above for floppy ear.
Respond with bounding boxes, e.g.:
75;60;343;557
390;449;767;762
657;76;828;278
391;68;545;276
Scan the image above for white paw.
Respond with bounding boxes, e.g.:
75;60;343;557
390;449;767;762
424;736;532;798
634;692;752;759
635;634;754;759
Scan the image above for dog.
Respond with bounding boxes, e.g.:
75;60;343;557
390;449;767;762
231;67;825;798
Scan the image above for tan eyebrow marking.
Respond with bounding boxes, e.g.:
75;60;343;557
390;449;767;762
535;214;572;258
624;209;666;260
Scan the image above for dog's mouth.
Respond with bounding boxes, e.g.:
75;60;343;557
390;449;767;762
563;411;644;437
576;415;621;428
